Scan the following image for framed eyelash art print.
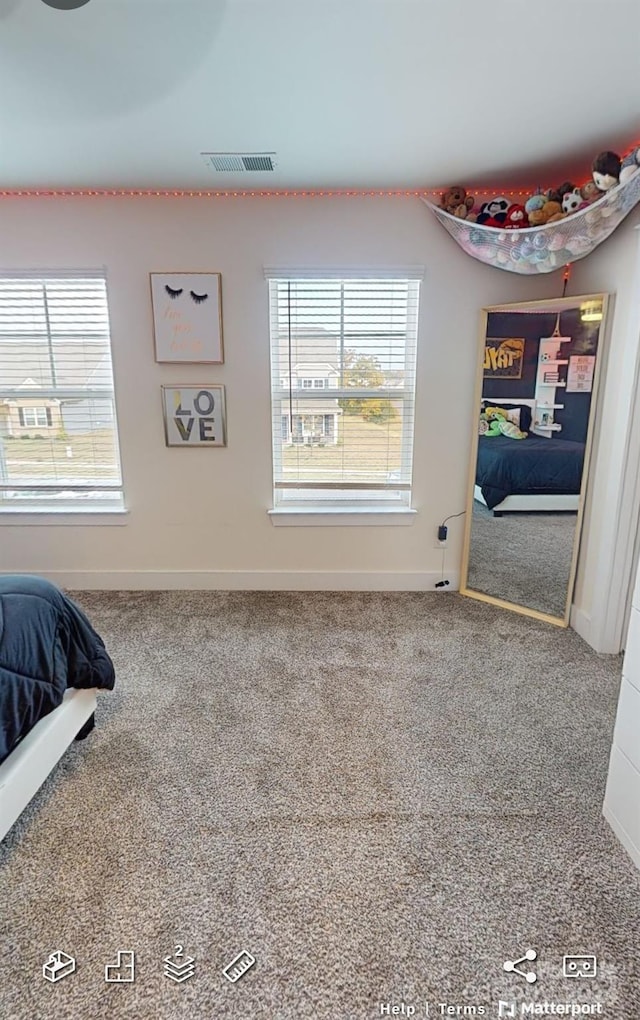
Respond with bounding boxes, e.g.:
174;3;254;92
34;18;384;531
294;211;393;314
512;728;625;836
150;272;224;363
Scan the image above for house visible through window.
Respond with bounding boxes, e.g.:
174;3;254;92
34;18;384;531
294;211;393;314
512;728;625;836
267;271;422;508
0;271;124;511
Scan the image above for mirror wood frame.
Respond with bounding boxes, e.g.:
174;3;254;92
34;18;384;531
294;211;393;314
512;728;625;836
459;293;610;627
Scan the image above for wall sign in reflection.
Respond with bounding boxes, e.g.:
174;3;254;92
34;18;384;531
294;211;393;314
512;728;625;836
484;338;525;379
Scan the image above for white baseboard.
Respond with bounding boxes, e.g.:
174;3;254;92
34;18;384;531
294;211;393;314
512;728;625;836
570;604;623;653
9;569;461;592
603;804;640;872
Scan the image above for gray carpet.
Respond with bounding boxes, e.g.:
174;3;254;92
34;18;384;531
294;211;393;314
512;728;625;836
1;591;639;1020
467;503;578;617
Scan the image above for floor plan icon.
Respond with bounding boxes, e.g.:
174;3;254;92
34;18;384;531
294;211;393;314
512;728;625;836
104;950;135;983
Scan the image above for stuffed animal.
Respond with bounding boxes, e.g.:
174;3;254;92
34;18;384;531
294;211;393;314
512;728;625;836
440;186;476;220
501;418;528;439
484;406;509;421
476;197;510;226
580;180;603;205
557;181;578;202
484;412;527;440
485;404;523;427
528;200;563;226
592;151;621;191
620;148;640;184
562;187;582;215
484;417;503;436
547;208;567;224
504;203;528;229
525;194;545;214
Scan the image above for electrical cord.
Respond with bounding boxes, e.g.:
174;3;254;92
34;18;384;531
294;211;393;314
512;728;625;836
437;510;466;542
435;510;466;588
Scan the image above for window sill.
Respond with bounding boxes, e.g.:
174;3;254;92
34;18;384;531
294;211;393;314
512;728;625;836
0;508;129;525
268;507;417;527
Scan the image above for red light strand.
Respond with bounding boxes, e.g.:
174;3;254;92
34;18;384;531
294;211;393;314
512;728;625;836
2;138;638;201
0;186;537;199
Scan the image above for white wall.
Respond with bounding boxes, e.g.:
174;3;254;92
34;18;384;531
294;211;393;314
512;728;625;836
3;194;638;623
603;555;640;870
1;195;565;590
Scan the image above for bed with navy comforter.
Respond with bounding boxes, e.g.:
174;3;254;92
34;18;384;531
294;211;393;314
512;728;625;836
0;575;115;764
476;433;586;510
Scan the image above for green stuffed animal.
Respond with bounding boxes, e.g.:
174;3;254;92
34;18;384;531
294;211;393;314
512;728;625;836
485;418;503;436
484;411;527;440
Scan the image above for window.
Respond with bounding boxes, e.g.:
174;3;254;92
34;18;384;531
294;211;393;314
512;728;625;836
0;271;124;512
19;407;51;428
267;270;422;509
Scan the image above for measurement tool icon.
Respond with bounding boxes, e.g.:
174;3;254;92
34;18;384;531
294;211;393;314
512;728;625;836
222;950;256;983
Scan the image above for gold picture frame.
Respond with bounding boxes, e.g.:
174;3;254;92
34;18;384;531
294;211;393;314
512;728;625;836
150;272;224;364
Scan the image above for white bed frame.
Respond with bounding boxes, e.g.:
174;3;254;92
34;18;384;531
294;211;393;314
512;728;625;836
474;484;579;514
478;396;580;513
0;688;97;842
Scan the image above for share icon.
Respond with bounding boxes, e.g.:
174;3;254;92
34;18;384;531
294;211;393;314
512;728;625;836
503;948;537;984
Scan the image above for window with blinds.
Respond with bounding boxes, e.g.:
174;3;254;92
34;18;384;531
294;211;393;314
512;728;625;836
0;271;123;511
267;271;421;507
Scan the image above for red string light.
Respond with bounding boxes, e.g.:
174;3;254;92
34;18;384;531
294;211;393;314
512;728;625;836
0;186;539;200
1;137;639;202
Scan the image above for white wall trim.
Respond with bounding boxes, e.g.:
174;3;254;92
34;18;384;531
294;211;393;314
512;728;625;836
4;569;461;592
263;265;425;280
569;605;592;644
268;508;417;527
577;243;640;653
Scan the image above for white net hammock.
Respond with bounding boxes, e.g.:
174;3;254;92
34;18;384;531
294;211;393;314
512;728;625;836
422;169;640;274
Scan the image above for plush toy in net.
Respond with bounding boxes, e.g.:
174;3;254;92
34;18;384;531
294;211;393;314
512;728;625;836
424;167;640;274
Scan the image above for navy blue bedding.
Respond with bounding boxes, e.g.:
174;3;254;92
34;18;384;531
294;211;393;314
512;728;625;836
0;575;115;764
476;433;585;510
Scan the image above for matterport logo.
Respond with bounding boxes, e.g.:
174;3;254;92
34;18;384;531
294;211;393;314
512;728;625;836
519;1005;603;1016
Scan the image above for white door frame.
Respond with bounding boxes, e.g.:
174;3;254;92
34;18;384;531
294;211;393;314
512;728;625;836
572;227;640;653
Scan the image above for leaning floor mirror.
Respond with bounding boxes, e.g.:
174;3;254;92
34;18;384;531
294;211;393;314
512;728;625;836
460;293;609;626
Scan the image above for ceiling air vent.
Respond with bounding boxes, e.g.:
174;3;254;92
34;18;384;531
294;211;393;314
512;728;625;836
202;152;277;173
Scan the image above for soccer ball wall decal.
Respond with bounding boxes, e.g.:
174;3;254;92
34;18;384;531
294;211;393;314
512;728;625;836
42;0;91;9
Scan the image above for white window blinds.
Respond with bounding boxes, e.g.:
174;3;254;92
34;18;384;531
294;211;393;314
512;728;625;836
267;272;421;504
0;271;123;511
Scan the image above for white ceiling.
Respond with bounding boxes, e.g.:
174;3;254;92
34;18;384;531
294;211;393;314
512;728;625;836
1;0;640;192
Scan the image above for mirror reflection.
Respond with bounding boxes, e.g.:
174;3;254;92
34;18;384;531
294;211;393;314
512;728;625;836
461;294;608;624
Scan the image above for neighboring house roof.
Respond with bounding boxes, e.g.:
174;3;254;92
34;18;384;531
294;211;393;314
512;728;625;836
277;328;408;378
287;402;343;416
291;362;337;375
0;342;111;390
277;330;340;374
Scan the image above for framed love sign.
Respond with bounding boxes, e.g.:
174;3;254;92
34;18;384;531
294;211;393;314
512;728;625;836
162;385;227;447
151;272;223;363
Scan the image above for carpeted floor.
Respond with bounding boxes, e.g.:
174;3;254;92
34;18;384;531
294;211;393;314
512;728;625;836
467;503;577;617
1;591;638;1020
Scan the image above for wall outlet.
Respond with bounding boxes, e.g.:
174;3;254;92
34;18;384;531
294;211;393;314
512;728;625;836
435;537;448;549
